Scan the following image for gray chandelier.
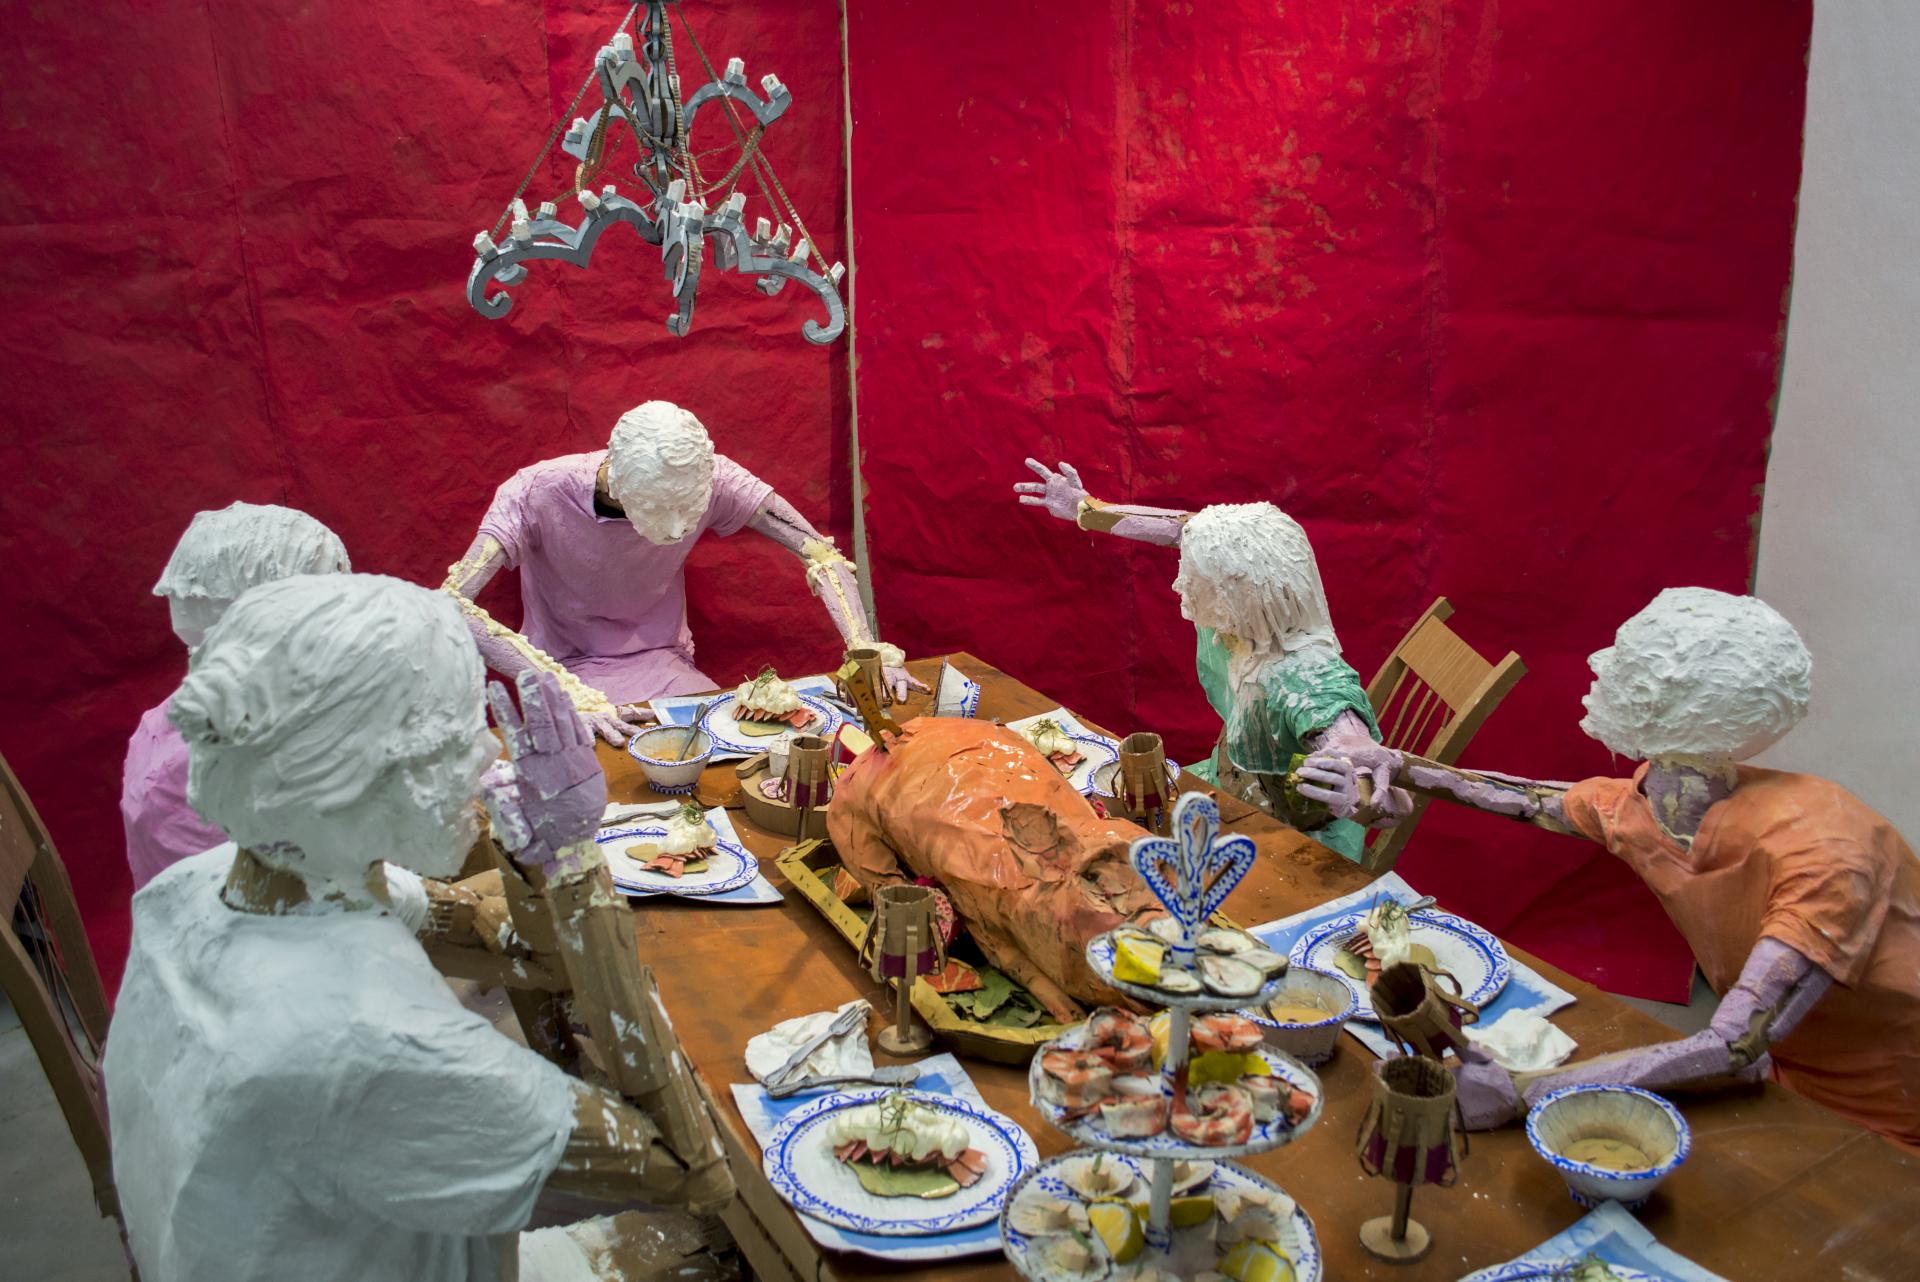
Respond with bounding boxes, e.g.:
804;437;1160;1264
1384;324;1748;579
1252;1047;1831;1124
467;2;845;344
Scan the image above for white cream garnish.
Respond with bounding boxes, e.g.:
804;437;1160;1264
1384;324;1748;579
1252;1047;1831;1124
825;1098;968;1162
735;668;802;715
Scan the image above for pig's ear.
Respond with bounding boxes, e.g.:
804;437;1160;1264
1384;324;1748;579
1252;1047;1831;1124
1002;802;1064;860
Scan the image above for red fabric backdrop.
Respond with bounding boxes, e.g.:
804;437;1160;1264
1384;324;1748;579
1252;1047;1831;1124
848;0;1810;999
0;0;853;989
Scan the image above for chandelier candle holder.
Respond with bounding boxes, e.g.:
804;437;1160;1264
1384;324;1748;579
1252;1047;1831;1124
467;3;845;343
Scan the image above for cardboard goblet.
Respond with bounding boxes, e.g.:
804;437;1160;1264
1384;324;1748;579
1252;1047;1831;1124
1115;731;1171;832
857;884;945;1055
1355;1053;1465;1263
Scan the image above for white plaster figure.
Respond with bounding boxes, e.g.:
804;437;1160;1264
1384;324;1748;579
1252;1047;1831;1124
1305;587;1920;1151
444;400;924;745
121;502;357;892
104;575;730;1281
1014;459;1411;860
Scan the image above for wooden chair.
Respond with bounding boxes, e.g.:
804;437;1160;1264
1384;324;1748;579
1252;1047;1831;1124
1360;598;1525;873
1;751;127;1253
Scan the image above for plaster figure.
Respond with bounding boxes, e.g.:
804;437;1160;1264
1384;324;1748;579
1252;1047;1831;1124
1015;459;1411;860
1306;587;1920;1152
121;502;353;891
104;575;731;1282
445;400;923;745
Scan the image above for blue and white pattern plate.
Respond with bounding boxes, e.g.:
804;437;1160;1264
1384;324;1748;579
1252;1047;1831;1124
1289;908;1511;1021
700;692;844;758
762;1089;1038;1236
999;1153;1321;1282
596;824;758;898
1461;1264;1668;1282
1027;1023;1323;1160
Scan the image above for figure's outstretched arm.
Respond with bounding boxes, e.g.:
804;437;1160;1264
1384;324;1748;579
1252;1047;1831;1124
1301;739;1579;836
747;494;926;701
1453;938;1832;1129
1014;458;1191;546
441;533;654;745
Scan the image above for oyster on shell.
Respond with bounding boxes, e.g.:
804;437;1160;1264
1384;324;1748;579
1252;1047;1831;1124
1198;927;1257;954
1198;954;1264;998
1238;947;1289;977
1155;967;1203;995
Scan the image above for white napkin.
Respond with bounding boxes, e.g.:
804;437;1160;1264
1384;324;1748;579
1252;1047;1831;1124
1466;1008;1578;1072
744;999;875;1084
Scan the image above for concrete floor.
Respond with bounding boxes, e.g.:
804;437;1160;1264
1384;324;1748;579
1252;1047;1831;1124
2;973;1718;1278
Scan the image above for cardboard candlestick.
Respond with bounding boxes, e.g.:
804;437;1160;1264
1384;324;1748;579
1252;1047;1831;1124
1372;961;1482;1060
1116;731;1171;833
1355;1054;1465;1263
859;884;945;1055
843;646;893;707
783;733;832;835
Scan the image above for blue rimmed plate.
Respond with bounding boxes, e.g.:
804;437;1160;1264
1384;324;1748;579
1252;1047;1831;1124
700;692;843;757
1289;908;1510;1021
999;1154;1322;1282
762;1089;1037;1236
1461;1263;1668;1282
596;824;757;898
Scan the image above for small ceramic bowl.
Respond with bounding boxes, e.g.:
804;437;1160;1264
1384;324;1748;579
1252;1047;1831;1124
1526;1084;1691;1210
626;726;713;795
1247;965;1357;1065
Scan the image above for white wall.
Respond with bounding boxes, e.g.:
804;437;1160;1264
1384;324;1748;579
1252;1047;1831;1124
1755;2;1920;838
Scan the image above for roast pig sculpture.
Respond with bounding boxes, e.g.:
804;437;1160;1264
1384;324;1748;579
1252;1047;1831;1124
828;717;1164;1021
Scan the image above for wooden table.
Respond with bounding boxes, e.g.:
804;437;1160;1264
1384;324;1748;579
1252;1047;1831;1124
603;654;1920;1281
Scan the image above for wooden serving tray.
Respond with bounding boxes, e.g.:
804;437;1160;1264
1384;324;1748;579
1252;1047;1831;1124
775;839;1071;1063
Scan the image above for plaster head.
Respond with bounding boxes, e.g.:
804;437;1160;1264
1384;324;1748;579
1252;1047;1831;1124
1580;587;1812;763
1173;502;1338;656
170;574;496;896
605;401;716;544
153;502;350;648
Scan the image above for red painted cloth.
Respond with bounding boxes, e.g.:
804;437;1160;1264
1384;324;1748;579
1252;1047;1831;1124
847;0;1810;1000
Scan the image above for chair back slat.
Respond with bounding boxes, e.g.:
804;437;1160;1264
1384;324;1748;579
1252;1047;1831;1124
1358;598;1526;873
0;750;122;1227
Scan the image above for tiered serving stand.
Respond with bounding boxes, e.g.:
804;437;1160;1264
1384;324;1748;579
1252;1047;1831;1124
1000;794;1326;1280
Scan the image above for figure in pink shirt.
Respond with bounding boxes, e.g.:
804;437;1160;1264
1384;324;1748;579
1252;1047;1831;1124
120;502;353;890
443;400;923;744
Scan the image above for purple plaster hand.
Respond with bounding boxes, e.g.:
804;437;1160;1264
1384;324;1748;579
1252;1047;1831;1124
1014;458;1089;521
1298;713;1413;826
1454;1046;1526;1129
482;669;608;874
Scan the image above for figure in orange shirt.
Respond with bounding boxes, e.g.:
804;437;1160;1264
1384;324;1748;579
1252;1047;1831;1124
1307;587;1920;1152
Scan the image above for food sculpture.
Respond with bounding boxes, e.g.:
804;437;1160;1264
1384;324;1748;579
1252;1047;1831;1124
732;665;821;733
1307;587;1920;1151
1005;792;1324;1280
1014;460;1412;862
1018;716;1088;773
1330;899;1435;986
827;718;1163;1021
827;1091;991;1197
626;801;719;878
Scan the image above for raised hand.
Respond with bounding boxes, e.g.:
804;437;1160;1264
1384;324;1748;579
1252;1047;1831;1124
1014;458;1090;522
482;669;608;875
1295;751;1410;827
882;663;928;703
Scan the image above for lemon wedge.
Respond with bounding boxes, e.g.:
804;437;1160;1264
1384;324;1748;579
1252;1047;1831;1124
1167;1194;1217;1229
1150;1010;1172;1068
1188;1051;1272;1086
1088;1199;1145;1264
1219;1240;1297;1282
1112;935;1165;985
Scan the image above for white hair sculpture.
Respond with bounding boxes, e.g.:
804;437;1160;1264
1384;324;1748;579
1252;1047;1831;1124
170;574;496;895
152;502;351;648
1173;502;1339;658
1581;586;1812;763
605;400;717;544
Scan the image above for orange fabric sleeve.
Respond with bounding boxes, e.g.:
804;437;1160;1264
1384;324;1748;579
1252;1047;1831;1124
1559;776;1635;848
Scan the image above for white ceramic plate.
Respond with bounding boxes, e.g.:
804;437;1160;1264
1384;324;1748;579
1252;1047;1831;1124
597;824;758;897
1000;1154;1321;1282
701;692;843;757
762;1089;1037;1236
1288;908;1511;1021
